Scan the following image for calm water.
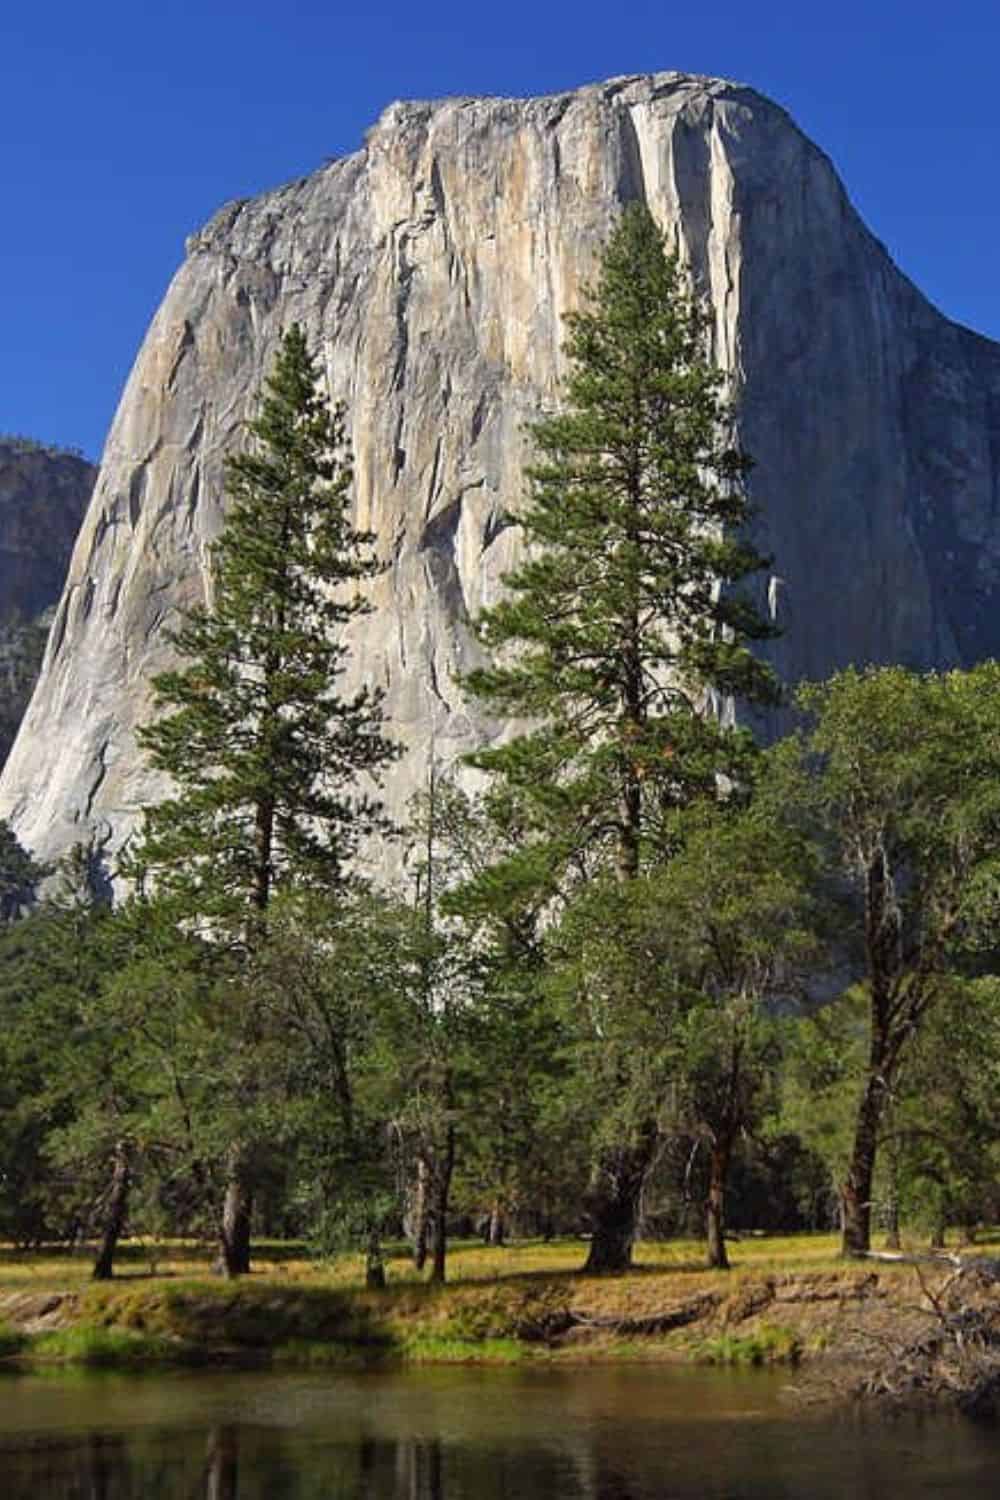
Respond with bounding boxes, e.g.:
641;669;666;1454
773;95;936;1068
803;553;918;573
0;1364;997;1498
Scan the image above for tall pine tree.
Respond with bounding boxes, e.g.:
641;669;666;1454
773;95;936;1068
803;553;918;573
131;325;399;1273
133;324;399;925
464;204;779;1270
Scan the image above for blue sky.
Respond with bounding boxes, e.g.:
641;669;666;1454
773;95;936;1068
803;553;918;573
3;0;998;460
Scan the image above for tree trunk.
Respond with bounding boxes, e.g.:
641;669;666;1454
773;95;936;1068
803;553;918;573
91;1140;131;1282
583;1128;657;1274
428;1126;455;1285
617;775;641;881
884;1203;901;1252
365;1224;386;1289
705;1136;732;1271
411;1156;429;1271
883;1108;902;1250
930;1221;946;1250
252;793;274;915
841;1075;883;1257
844;841;899;1258
487;1199;505;1246
217;1149;253;1278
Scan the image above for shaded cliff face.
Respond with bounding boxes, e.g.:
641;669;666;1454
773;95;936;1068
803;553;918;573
0;440;96;621
0;440;96;767
3;71;1000;868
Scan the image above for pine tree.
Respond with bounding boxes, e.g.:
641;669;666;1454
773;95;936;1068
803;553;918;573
463;204;779;1270
467;204;777;873
0;818;46;922
132;324;399;926
131;325;400;1274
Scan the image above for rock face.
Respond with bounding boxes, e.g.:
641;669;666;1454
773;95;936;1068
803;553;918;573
0;439;96;768
4;71;1000;870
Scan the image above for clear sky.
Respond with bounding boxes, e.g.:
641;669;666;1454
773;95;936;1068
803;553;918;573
3;0;998;460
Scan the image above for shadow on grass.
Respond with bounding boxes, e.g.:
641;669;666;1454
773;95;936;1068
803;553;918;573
79;1281;400;1365
0;1238;316;1271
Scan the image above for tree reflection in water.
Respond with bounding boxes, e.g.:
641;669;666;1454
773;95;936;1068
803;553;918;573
395;1437;443;1500
1;1371;996;1500
204;1426;239;1500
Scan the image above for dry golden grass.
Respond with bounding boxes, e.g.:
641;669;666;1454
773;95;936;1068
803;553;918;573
2;1226;996;1306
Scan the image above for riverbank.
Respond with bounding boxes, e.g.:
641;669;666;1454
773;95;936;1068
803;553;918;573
1;1232;997;1408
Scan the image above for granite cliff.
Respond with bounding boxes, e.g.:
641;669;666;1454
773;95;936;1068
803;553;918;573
4;72;1000;869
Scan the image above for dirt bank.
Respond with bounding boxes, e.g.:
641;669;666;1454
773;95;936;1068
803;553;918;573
3;1258;992;1402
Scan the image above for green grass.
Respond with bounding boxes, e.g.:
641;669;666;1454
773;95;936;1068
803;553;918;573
440;1282;572;1342
399;1333;526;1365
30;1324;180;1368
694;1324;802;1367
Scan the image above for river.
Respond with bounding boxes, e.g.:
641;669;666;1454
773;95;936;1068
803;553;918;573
0;1364;997;1497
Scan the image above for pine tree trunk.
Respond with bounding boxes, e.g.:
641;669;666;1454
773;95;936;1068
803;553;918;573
91;1140;131;1282
252;795;274;916
217;1149;253;1278
705;1137;732;1271
583;1129;657;1273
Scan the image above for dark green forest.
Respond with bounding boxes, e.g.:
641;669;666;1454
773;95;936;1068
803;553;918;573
1;208;997;1283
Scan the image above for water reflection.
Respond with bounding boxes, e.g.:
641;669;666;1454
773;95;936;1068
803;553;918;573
0;1368;997;1500
205;1426;240;1500
393;1436;443;1500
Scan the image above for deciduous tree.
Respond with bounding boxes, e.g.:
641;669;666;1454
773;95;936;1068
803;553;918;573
776;664;1000;1256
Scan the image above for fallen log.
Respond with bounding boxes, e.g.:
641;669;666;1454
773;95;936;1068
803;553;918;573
568;1291;721;1336
858;1250;963;1267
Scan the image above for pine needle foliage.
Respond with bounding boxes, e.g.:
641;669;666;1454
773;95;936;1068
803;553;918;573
464;205;779;882
131;326;399;924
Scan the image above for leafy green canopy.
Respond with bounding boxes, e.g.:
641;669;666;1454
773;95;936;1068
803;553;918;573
131;326;399;921
787;663;1000;975
464;204;778;882
772;662;1000;1253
